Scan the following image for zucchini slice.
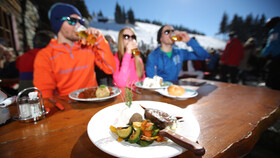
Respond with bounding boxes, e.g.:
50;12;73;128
152;128;159;137
137;140;154;147
116;126;133;139
128;127;141;143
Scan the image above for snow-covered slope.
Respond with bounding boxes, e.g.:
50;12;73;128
90;21;226;51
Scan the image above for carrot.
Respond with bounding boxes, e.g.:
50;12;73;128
143;130;152;137
141;120;148;131
156;136;166;142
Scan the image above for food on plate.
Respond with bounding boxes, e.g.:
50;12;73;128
167;85;185;96
141;105;181;130
142;75;163;88
78;85;112;99
128;113;143;125
110;119;166;146
110;106;183;147
96;85;110;98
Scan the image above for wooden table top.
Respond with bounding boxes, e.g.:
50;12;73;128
0;79;280;158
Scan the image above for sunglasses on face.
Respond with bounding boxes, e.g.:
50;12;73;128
123;34;137;40
58;17;85;26
163;29;174;35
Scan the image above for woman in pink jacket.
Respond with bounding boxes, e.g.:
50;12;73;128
113;27;146;88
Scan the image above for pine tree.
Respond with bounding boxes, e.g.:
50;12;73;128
127;8;135;24
219;12;228;34
228;14;244;40
98;11;103;17
121;7;126;23
74;0;91;19
243;14;253;39
219;13;267;44
114;2;122;23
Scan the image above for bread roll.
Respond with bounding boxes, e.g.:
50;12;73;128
168;85;185;96
96;85;110;98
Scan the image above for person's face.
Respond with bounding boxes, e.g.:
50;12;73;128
160;25;174;45
122;29;136;46
59;14;82;42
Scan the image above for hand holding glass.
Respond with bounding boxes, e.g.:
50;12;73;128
131;40;140;56
75;25;96;44
171;32;182;41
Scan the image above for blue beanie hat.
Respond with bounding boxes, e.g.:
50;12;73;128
48;3;81;34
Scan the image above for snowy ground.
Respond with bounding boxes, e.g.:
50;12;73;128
90;21;227;52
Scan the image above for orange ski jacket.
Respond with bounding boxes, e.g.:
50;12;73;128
33;35;116;98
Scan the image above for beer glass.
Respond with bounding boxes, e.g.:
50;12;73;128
131;39;140;56
75;25;96;44
171;32;182;41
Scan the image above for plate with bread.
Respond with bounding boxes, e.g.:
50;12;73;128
135;76;173;90
155;85;198;100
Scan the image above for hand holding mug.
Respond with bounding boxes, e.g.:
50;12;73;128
126;40;140;56
171;31;190;43
75;25;100;46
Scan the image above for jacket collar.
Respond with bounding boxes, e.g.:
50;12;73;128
48;39;81;52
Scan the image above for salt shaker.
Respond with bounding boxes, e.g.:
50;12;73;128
28;92;42;117
15;87;48;123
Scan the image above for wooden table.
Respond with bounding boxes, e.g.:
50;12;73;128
1;79;280;158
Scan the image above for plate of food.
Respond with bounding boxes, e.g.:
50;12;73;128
135;76;173;90
69;85;121;102
87;101;201;158
156;85;198;100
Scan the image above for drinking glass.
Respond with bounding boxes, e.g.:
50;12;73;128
171;33;182;41
75;25;96;44
131;39;140;56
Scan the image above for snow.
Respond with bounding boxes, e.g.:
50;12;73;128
90;21;227;52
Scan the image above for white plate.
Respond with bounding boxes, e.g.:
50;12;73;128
87;101;200;158
155;87;198;100
68;87;121;102
134;81;173;90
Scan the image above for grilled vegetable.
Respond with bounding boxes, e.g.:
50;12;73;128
137;140;153;147
116;126;133;139
128;127;141;143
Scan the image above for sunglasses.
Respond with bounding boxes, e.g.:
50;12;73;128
163;29;174;35
58;17;85;26
123;34;137;40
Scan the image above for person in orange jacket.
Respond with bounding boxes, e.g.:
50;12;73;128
33;3;116;98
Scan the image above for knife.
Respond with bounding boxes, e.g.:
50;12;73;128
48;98;65;111
158;129;205;156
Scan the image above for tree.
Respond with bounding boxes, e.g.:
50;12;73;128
127;8;135;24
219;13;267;45
243;14;253;38
74;0;91;19
114;2;122;23
121;7;126;23
114;3;127;24
98;11;103;17
219;12;229;34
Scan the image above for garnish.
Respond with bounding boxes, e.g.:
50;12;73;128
99;84;107;88
125;86;133;107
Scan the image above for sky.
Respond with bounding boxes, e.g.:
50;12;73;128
84;0;280;37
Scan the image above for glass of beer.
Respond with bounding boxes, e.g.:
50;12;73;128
171;32;182;41
131;39;140;56
75;25;96;44
132;48;140;56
